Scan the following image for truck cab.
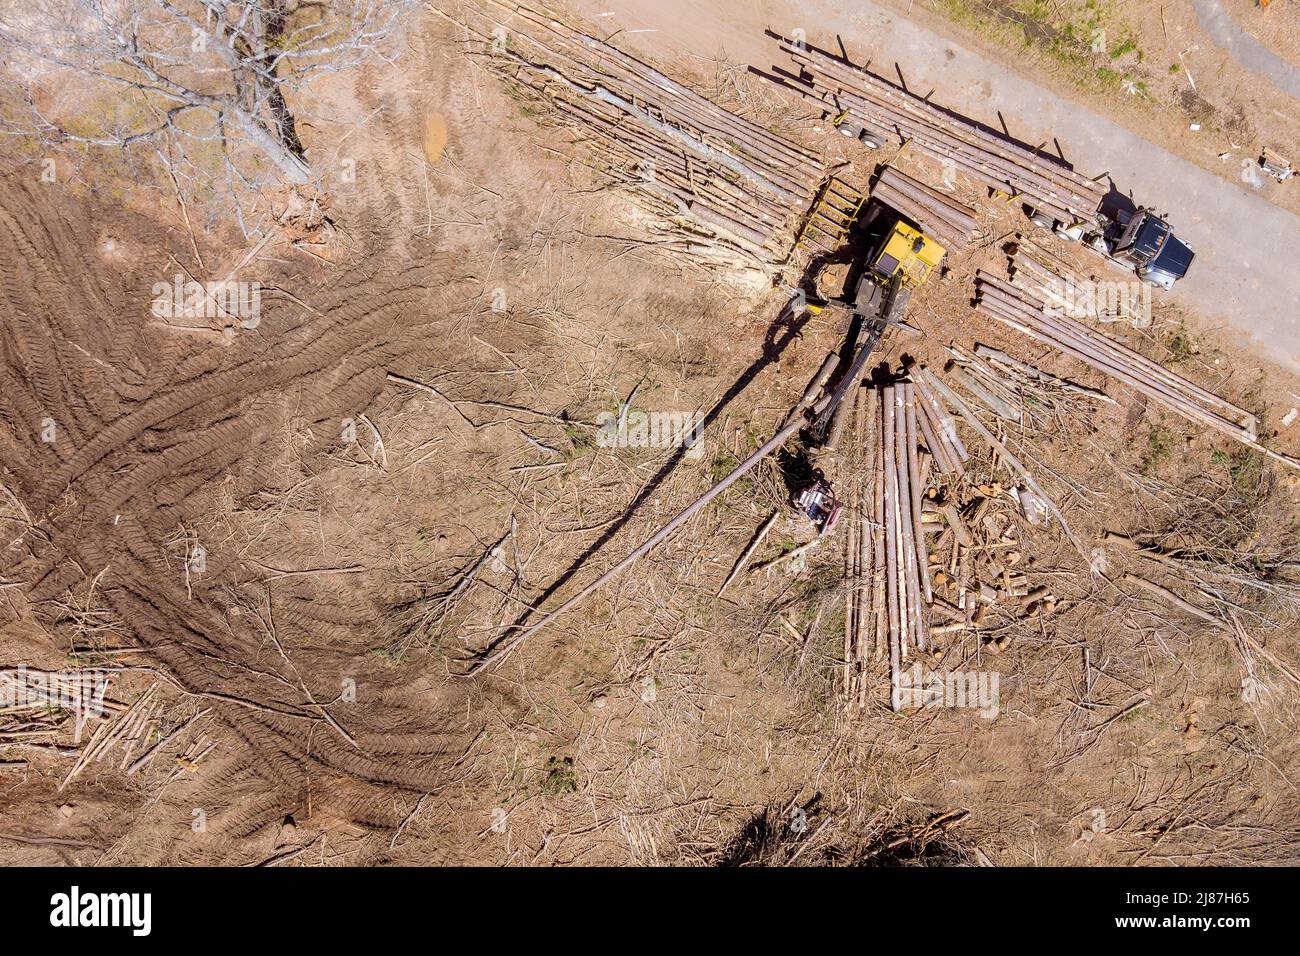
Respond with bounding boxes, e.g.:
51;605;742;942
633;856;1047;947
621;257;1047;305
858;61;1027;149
1097;207;1195;291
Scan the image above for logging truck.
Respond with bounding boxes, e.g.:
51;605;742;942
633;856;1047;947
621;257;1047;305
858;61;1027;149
1034;206;1196;292
836;100;1196;291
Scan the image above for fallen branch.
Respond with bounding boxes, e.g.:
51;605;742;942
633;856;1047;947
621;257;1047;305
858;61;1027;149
718;509;779;596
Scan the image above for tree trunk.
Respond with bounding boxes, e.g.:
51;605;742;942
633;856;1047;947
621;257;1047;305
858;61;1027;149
229;105;310;184
261;1;308;164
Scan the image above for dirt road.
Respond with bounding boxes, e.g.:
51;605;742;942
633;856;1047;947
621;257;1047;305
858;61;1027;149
573;0;1300;372
1192;0;1300;100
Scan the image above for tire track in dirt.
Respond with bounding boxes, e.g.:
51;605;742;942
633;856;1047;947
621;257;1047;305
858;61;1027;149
0;170;482;857
347;59;427;258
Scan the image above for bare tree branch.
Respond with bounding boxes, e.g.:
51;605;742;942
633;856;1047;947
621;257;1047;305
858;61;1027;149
0;0;414;206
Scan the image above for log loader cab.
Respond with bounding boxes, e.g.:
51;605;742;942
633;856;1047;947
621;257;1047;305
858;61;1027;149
802;206;948;447
840;209;946;325
869;220;946;289
807;205;947;320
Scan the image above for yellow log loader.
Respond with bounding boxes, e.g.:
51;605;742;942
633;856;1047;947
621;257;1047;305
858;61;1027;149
798;185;948;443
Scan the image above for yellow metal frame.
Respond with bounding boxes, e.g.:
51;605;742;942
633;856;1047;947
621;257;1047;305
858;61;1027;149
795;175;866;257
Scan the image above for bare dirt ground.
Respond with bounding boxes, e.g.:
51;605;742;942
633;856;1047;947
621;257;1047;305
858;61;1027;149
2;2;1299;866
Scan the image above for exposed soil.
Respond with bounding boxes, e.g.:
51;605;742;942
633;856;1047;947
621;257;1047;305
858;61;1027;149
2;2;1299;866
1223;0;1300;66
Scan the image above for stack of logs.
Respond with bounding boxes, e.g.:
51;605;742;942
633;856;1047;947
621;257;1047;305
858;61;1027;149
973;270;1262;449
1007;238;1149;327
1007;238;1085;297
844;367;1080;709
944;343;1116;427
767;35;1107;225
871;165;979;250
440;1;823;257
844;373;971;708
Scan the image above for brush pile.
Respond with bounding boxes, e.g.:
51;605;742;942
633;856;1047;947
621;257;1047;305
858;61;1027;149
438;1;823;259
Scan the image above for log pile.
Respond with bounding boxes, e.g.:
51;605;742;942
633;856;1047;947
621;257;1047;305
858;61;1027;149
1007;236;1087;297
1006;238;1150;327
877;381;932;706
844;370;1062;710
844;375;964;708
944;343;1115;427
766;36;1107;225
871;165;979;249
973;271;1267;450
437;1;824;258
912;366;970;477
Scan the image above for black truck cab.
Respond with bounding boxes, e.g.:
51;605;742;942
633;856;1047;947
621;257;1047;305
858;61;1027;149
1104;207;1195;291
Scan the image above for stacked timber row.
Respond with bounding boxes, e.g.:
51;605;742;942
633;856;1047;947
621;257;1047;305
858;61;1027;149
871;165;979;250
846;375;970;709
767;35;1107;226
880;382;929;709
973;271;1262;446
1007;238;1087;293
442;1;823;258
1008;245;1080;307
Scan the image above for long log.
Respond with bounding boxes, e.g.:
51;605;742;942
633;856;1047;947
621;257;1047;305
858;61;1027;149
468;356;839;672
778;42;1103;219
975;280;1257;439
784;44;1103;204
882;384;902;663
794;68;1095;211
904;384;932;609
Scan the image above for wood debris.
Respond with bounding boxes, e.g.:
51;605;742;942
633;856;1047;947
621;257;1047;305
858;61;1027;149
437;1;822;260
0;667;118;746
60;685;160;791
843;371;1061;710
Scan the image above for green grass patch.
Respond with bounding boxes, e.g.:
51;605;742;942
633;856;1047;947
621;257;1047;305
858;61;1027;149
540;756;579;796
1141;426;1180;473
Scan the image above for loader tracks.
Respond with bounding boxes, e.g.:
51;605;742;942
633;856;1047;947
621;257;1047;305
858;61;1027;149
0;169;477;859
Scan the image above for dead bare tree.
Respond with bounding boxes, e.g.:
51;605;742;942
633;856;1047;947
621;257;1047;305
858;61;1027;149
0;1;412;221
